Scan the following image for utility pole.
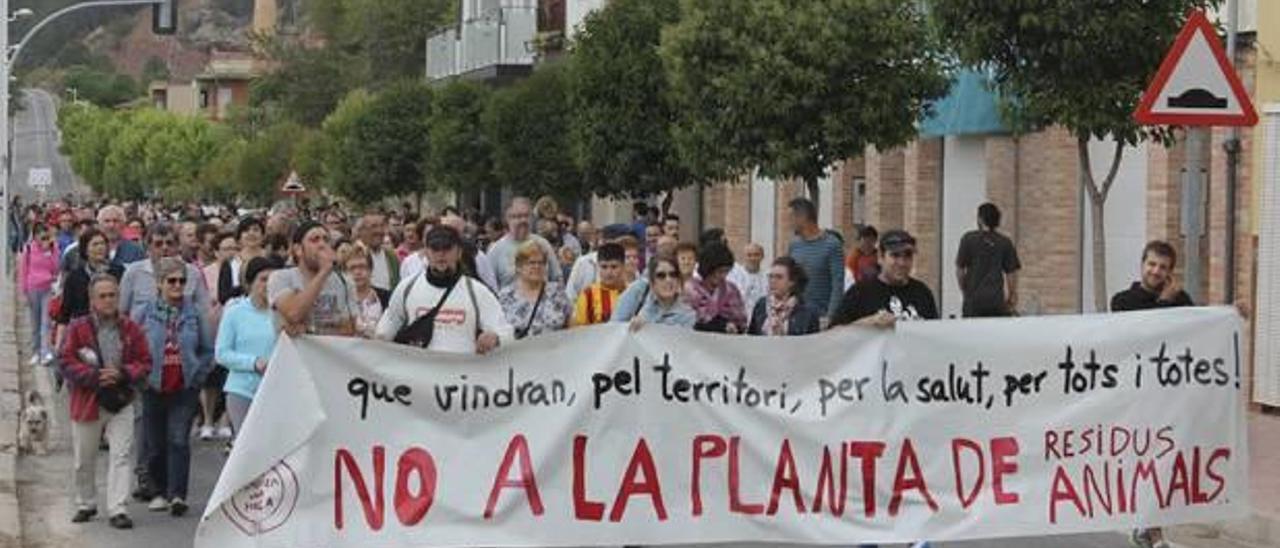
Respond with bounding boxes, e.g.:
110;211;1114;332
0;0;173;272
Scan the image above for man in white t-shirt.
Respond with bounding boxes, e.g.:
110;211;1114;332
400;213;498;289
728;242;768;311
377;225;513;355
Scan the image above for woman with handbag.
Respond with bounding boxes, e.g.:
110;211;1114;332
133;257;214;518
498;241;571;340
60;274;152;529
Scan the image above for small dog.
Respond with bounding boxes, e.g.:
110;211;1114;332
18;391;49;456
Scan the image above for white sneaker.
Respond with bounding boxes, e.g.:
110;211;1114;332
216;426;233;439
42;351;55;364
148;496;170;512
198;426;214;441
27;354;40;366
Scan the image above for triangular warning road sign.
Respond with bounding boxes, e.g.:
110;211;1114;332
280;171;307;193
1135;10;1257;127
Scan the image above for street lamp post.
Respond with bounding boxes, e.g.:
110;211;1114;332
0;0;169;272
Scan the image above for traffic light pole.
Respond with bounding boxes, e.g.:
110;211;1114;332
1;0;171;272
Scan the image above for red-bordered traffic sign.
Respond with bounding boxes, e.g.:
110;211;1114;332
1134;10;1257;127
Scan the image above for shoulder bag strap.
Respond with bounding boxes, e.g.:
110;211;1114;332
522;285;545;335
466;277;481;337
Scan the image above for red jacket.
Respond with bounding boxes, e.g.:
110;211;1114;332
59;315;152;423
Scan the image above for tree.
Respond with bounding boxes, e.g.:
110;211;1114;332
660;0;948;208
322;82;434;205
63;65;140;107
236;122;309;203
305;0;454;84
251;38;363;127
570;0;696;201
930;1;1218;310
484;65;581;199
427;80;493;193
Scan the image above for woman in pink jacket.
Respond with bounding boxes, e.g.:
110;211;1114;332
19;222;59;365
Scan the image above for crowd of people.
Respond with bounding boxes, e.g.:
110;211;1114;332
11;193;1198;548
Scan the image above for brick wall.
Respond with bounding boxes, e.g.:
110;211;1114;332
864;147;905;232
1016;128;1082;314
903;138;942;292
985;136;1019;242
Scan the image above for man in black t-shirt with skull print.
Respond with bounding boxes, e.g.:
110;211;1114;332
832;229;938;328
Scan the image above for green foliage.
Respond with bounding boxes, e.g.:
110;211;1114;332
59;105;235;200
930;0;1219;146
427;80;493;193
250;38;364;127
321;82;434;205
570;0;695;199
484;65;581;199
661;0;948;191
141;57;171;84
232;122;310;203
305;0;455;83
63;66;140;108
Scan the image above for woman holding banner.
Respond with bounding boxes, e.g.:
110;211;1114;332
748;256;821;336
499;241;570;340
629;255;696;331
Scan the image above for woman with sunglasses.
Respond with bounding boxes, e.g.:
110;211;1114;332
133;257;214;517
748;257;821;336
628;254;696;332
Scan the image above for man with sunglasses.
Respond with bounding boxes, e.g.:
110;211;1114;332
832;229;938;328
119;223;211;321
116;222;211;503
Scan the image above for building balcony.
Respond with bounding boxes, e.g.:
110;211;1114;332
426;4;539;84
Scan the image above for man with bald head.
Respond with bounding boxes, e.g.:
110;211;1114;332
728;242;768;312
356;212;400;292
487;197;561;289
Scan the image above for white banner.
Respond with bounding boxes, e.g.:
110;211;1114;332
197;307;1249;547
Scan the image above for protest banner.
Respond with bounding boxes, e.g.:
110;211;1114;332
196;307;1249;547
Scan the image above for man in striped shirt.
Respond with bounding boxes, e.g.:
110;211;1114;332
786;197;846;321
572;243;627;326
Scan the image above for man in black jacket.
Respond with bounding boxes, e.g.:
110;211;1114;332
1111;240;1186;548
1111;240;1192;312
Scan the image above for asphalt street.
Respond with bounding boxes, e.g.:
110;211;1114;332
11;88;86;204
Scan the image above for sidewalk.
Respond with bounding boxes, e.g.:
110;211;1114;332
1;284;24;547
1169;410;1280;548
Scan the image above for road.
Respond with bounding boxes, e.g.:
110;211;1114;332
10;88;87;204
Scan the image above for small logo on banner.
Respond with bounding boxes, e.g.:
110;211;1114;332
223;461;301;537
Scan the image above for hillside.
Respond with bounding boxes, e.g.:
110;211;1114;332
16;0;255;81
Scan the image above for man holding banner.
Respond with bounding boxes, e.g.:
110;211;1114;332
832;229;938;328
376;225;513;354
1111;240;1190;548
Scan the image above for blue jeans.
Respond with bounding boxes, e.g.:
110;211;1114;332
143;388;200;500
24;289;48;355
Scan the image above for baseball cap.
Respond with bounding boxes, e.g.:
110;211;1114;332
879;229;917;253
602;223;633;241
424;225;463;250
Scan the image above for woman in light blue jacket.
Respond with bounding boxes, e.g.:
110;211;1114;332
216;256;284;438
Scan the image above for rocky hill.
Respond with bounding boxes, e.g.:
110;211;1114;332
24;0;255;81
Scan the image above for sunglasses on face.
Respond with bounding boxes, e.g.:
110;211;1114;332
653;270;678;280
164;277;187;286
152;239;176;248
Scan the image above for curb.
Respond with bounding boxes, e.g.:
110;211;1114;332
0;281;23;546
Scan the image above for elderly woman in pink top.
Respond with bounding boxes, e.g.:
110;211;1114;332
19;222;60;364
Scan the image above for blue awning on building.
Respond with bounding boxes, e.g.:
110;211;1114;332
919;69;1009;137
